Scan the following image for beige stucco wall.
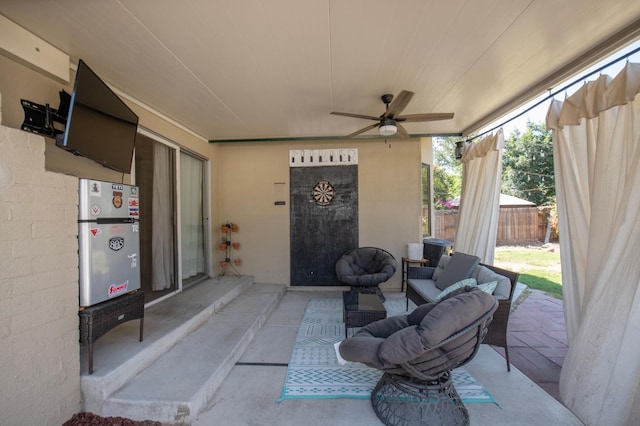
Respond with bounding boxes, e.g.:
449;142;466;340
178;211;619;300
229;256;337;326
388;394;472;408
421;138;434;169
0;125;80;426
217;138;427;288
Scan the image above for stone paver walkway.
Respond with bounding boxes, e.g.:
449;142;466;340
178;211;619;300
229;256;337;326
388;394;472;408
501;290;568;402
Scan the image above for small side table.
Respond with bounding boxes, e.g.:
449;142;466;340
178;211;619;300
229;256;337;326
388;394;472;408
401;257;428;292
78;291;145;374
343;291;387;338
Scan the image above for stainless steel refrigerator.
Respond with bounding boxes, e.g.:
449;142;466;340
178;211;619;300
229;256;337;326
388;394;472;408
78;179;141;307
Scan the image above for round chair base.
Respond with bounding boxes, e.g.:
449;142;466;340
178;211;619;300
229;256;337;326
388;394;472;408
371;372;469;426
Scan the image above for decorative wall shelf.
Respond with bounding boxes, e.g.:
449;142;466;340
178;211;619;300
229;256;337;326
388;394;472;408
289;148;358;167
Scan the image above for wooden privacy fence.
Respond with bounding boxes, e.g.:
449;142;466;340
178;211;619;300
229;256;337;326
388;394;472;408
432;207;548;244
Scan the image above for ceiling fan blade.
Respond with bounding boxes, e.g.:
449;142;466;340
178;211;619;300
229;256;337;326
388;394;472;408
384;90;414;118
396;123;410;139
346;123;379;138
331;111;380;121
396;112;454;122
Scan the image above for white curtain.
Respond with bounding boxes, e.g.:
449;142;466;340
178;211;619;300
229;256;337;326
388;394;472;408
151;142;174;290
180;152;205;280
546;62;640;425
454;129;504;263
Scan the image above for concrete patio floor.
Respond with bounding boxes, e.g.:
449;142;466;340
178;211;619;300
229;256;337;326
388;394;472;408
192;288;581;425
80;278;582;425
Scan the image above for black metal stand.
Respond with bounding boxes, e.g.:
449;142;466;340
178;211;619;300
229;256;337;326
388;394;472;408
218;223;241;278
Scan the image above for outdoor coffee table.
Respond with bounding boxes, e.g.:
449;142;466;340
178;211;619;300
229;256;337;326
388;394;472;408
342;291;387;337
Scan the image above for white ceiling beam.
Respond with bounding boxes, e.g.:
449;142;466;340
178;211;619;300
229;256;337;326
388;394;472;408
0;14;69;83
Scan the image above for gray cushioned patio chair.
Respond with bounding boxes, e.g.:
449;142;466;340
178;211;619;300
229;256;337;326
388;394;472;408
335;247;397;300
339;286;498;426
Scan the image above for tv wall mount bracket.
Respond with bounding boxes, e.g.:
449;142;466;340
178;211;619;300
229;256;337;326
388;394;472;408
20;90;70;139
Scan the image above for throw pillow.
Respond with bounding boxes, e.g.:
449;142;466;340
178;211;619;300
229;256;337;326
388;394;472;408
431;256;450;281
435;278;477;300
478;281;498;295
434;252;481;291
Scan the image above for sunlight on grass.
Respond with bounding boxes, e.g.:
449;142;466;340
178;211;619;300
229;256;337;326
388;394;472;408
494;246;563;299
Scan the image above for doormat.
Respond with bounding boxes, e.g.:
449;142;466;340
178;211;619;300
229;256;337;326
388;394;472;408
277;297;498;404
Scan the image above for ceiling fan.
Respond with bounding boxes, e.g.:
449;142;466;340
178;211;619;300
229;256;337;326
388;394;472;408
330;90;454;138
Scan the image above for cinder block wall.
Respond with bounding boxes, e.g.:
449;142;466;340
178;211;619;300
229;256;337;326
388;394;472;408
0;125;81;426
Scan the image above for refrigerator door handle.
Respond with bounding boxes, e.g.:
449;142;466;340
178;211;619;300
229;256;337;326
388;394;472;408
95;218;136;224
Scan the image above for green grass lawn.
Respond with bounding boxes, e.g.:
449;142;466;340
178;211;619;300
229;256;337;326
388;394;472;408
494;245;563;299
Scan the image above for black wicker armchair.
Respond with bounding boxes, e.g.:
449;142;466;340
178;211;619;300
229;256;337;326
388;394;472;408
476;264;519;371
335;247;397;300
339;287;497;426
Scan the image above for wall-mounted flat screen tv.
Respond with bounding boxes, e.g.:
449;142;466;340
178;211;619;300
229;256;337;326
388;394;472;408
55;59;138;174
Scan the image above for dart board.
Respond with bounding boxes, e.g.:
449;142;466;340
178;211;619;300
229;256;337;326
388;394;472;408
312;181;335;206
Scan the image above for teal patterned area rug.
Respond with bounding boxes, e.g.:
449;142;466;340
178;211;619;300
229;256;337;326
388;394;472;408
277;297;498;405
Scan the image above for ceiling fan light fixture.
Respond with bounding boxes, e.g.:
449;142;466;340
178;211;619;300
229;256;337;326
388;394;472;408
379;124;397;136
379;119;397;136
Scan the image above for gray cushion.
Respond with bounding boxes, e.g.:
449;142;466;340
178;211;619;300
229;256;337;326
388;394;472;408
339;287;496;368
335;247;397;287
338;316;410;368
431;256;450;281
435;252;480;291
472;265;511;300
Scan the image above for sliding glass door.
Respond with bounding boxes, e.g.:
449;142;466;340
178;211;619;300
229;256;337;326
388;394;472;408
135;132;209;302
180;151;206;285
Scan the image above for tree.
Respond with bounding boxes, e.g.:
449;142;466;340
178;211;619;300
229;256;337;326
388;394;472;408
432;137;462;209
433;136;462;173
433;166;459;209
502;121;555;206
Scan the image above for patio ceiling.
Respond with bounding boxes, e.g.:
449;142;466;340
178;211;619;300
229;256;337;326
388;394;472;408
1;0;640;142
